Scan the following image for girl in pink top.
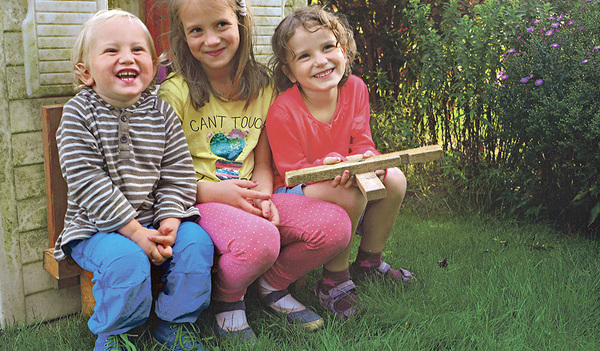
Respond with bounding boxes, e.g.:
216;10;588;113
267;6;416;319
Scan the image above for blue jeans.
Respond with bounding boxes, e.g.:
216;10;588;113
69;221;214;335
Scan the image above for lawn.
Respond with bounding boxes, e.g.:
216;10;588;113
1;187;599;350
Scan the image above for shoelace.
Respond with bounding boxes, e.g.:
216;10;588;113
171;323;200;351
105;333;136;351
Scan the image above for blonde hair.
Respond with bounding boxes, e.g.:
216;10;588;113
270;6;356;93
71;9;158;91
166;0;270;110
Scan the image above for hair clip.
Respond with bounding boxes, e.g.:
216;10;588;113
238;0;247;17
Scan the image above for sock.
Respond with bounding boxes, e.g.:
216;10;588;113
353;248;382;269
318;267;350;293
258;276;305;312
215;297;249;331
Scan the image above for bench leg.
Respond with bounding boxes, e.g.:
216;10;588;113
80;270;95;317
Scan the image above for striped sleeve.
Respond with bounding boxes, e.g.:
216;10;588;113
152;98;200;226
56;98;137;233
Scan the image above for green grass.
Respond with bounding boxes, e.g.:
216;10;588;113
1;198;599;350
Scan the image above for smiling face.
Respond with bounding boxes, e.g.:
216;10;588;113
179;0;240;78
283;26;347;96
76;16;156;108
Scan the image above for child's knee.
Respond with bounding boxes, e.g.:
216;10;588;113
102;249;150;286
383;167;407;200
175;221;215;270
228;225;280;267
178;221;214;250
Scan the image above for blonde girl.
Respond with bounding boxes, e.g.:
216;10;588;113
158;0;352;340
267;6;416;320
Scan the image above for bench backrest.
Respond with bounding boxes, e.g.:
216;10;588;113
42;105;67;248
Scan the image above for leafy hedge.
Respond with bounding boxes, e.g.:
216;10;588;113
322;0;599;234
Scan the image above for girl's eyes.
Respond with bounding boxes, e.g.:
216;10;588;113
323;44;336;51
298;53;310;60
216;21;228;28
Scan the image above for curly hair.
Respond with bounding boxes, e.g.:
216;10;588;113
269;5;357;93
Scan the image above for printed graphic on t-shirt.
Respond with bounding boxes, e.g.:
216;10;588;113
215;160;243;180
209;129;248;180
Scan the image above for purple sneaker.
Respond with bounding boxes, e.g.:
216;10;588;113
350;261;416;286
314;280;359;320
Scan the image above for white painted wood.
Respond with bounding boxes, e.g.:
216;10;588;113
22;0;108;97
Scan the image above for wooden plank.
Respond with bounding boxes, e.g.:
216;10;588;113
42;105;67;248
285;145;443;187
355;172;387;201
43;248;81;289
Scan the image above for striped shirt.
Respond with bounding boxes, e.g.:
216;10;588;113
54;87;200;260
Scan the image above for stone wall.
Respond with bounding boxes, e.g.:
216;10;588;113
0;0;80;327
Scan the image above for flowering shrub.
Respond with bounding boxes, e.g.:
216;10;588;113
491;0;600;231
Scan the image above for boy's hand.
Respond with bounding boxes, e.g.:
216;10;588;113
254;199;280;226
149;217;180;261
129;226;168;265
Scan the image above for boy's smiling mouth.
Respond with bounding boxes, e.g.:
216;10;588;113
117;70;139;81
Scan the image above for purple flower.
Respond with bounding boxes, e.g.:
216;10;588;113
527;26;535;33
548;16;555;20
520;77;530;83
567;20;574;25
550;43;559;48
529;74;534;78
535;79;544;86
534;19;541;24
514;52;522;56
507;48;516;54
582;59;590;63
500;74;509;80
593;45;600;51
557;14;564;21
580;27;585;30
545;29;554;36
551;22;560;28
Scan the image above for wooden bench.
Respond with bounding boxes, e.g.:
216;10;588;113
42;104;96;316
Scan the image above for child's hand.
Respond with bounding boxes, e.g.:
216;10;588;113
149;217;180;261
323;156;344;165
360;151;386;179
254;199;280;226
129;226;169;265
331;170;356;189
200;179;270;216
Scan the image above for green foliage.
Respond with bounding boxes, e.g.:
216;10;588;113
490;0;600;231
317;0;599;234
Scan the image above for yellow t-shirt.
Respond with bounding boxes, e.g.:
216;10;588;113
158;74;275;182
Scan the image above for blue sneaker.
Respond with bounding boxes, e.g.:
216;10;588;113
153;320;203;351
94;334;137;351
